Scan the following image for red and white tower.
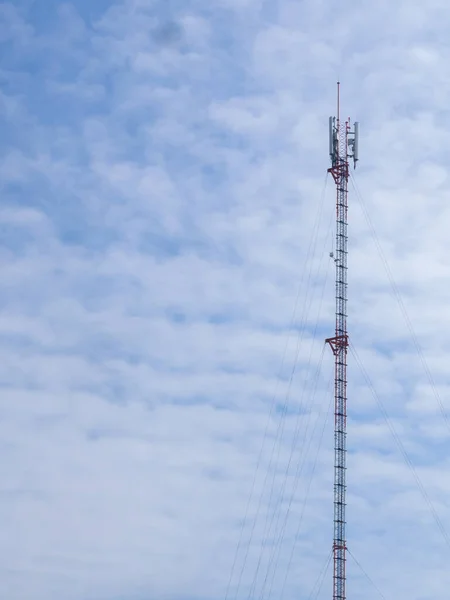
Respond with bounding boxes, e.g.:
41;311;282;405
325;83;359;600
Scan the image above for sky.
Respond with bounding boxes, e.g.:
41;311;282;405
2;0;450;599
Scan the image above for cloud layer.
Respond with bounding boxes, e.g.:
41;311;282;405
1;1;450;599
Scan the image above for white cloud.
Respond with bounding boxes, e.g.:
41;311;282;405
1;0;450;599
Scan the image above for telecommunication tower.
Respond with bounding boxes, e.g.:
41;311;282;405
325;83;359;600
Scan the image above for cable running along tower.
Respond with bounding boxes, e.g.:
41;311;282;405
326;83;358;600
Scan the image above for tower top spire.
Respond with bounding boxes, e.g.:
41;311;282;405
337;81;340;125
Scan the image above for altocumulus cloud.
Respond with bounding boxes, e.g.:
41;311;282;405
1;0;450;599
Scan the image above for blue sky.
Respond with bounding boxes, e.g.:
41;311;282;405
2;0;450;599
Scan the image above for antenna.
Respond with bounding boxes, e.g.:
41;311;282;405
325;83;359;600
329;117;334;159
353;122;359;166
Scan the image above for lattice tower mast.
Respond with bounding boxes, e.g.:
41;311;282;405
325;83;359;600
